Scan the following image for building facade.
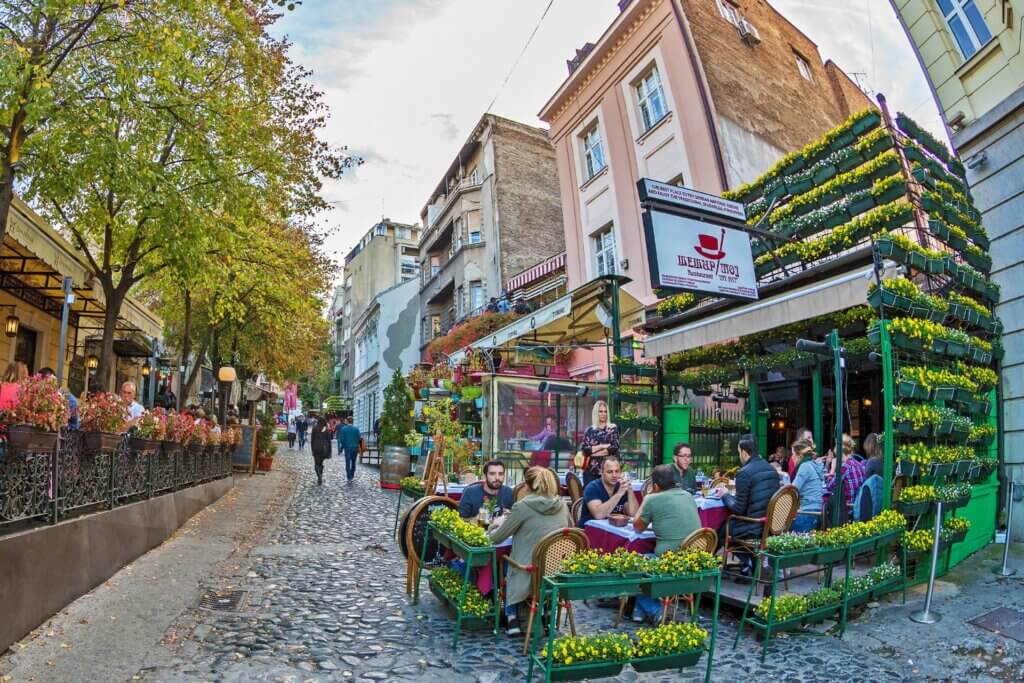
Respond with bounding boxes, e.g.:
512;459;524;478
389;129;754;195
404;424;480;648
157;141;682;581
539;0;872;310
418;114;564;355
337;220;420;399
351;278;421;439
889;0;1023;538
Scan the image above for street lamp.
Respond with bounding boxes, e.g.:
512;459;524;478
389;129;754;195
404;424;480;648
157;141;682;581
141;363;151;377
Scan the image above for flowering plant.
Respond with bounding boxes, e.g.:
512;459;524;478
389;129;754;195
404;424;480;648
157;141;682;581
135;409;167;440
969;423;996;443
189;419;212;445
429;566;492;618
11;375;68;432
79;392;128;433
604;547;649;574
632;623;707;658
899;485;937;504
936;483;971;503
805;587;842;609
429;507;489;547
754;594;807;622
540;633;634;666
167;412;196;444
867;562;902;584
901;529;933;553
646;549;719;576
765;532;818;555
892;403;943;430
942;518;970;536
948;291;990;319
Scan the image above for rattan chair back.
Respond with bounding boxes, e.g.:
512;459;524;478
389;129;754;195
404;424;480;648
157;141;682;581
565;472;584;503
764;485;799;542
640;477;654;497
679;527;717;553
569;497;583;525
530;528;589;595
513;482;529;502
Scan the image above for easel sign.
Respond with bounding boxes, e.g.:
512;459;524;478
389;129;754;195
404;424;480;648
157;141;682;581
232;424;257;474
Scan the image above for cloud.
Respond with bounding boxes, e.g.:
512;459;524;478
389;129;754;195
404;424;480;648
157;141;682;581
429;113;460;142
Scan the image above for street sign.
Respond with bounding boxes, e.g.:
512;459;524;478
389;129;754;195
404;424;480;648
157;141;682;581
638;178;758;301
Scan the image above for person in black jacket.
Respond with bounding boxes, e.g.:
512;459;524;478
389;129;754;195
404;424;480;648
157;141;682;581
716;435;781;579
309;412;334;486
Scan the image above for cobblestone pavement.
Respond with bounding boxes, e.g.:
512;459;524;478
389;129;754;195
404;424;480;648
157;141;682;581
138;449;1021;682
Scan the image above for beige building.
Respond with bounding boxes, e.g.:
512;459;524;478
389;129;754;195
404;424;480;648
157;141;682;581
539;0;872;312
889;0;1024;538
418;114;564;353
337;219;420;398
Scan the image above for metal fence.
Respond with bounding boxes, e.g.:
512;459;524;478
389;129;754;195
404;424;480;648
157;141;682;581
0;432;234;536
688;406;746;473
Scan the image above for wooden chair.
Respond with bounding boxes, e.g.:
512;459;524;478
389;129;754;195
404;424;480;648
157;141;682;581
503;528;590;654
721;485;799;577
513;482;530;502
615;528;718;626
710;476;730;490
565;471;584;504
569;498;584;525
640;477;654;497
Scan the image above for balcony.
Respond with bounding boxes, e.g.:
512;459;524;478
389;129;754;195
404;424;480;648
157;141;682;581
419;239;486;304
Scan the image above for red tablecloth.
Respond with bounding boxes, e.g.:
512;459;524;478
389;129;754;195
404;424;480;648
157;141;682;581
476;543;510;596
583;506;730;554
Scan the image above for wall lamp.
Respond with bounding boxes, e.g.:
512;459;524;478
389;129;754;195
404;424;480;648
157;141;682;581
0;305;19;338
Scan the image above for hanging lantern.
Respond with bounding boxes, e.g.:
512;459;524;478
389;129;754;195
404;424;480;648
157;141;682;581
141;363;151;377
87;355;99;370
4;314;19;338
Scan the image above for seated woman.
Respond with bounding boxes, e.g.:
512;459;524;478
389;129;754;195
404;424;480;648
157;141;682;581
790;439;825;533
487;466;572;637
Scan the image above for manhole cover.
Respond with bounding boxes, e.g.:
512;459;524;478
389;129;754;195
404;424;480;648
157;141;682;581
968;607;1024;643
198;589;247;611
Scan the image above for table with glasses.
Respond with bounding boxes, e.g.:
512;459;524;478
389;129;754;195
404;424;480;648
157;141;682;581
583;496;730;553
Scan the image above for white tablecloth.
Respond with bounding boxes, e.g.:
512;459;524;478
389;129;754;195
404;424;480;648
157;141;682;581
584;518;656;542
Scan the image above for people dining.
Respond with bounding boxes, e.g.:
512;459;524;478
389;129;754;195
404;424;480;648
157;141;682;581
862;432;883;478
0;361;28;411
716;435;781;580
787;426;814;480
458;460;514;520
789;439;825;533
632;464;701;622
670;442;697;492
575;400;620;486
826;433;868;517
487;466;572;637
578;455;638;528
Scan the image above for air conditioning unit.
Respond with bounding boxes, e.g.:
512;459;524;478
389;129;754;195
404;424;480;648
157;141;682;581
738;18;761;45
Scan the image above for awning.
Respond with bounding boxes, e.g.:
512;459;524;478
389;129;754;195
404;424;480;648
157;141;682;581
643;262;901;357
448;275;646;364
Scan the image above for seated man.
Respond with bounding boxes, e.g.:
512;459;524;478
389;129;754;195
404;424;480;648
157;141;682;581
633;464;701;622
716;435;780;581
458;459;514;520
578;455;638;528
671;442;697;492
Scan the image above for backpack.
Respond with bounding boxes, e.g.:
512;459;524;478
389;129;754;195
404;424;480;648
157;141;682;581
853;474;882;522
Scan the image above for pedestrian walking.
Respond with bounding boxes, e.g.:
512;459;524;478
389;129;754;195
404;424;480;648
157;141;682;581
296;413;308;450
286;415;297;449
309;413;334;486
337;416;362;483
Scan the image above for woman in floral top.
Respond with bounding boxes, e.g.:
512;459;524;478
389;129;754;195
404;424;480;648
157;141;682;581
575;400;620;486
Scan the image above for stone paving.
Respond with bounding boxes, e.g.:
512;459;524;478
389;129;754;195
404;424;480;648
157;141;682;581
137;448;1022;682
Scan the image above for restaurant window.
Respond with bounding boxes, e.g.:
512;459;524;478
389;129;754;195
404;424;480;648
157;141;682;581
470;280;485;314
593;226;617;277
14;326;37;374
581;124;606;180
635;66;668;131
938;0;992;60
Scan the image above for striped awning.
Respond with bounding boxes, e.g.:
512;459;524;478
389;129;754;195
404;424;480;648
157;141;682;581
506;251;566;292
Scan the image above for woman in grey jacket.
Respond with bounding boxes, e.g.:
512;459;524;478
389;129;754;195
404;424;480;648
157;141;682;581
487;467;572;636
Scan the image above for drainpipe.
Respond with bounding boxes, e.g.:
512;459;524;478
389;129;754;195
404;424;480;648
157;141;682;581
669;0;730;190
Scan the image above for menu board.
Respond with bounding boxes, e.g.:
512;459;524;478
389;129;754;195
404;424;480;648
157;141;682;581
232;424;257;473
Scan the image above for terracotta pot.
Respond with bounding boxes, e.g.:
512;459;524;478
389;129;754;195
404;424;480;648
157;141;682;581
257;455;273;471
6;424;58;453
83;431;123;453
130;437;161;455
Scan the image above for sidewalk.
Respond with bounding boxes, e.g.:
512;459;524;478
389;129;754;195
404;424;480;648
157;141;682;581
0;464;296;683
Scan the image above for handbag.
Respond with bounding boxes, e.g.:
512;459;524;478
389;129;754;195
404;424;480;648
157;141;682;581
358;438;367;455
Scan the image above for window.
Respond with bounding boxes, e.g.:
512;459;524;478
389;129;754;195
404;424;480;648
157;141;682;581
593;227;617;276
717;0;741;26
430;315;441;338
470;281;485;314
430;255;441;277
636;67;668;130
468;227;482;244
397;226;411;239
794;52;813;81
468;166;481;184
375;224;387;236
581;125;606;180
400;255;418;280
938;0;992;60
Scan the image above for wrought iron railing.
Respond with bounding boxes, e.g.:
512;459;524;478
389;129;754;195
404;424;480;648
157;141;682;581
0;433;234;536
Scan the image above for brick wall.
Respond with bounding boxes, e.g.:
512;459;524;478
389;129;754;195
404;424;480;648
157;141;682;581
491;117;565;290
681;0;872;155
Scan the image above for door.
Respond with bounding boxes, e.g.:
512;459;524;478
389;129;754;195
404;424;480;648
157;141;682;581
14;326;37;374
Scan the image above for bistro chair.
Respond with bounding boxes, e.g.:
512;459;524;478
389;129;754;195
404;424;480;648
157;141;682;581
710;476;730;490
615;528;718;626
720;485;798;578
565;472;584;503
513;482;530;502
569;498;584;525
502;528;590;654
640;477;654;497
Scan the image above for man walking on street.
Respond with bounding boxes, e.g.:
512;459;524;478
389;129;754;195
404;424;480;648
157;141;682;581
309;412;333;486
337;416;362;483
286;415;297;449
296;413;308;450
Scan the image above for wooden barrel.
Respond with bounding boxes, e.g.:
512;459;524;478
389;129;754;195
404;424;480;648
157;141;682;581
380;446;411;489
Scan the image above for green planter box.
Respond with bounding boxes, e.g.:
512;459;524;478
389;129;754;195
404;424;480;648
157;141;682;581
813;546;848;566
831;129;856;150
925;256;946;274
542;661;625;682
897;460;920;478
746;612;806;635
786;176;814;195
813;163;838;185
897;380;931;400
631;650;704;673
432;528;493;568
907;250;928;272
428;581;495;630
933;386;957;401
612;363;657;378
874;182;907;204
970;347;992;365
802;603;841;625
846;588;873;608
555;573;644;600
944;529;967;545
875;237;904;260
640;570;718;598
944;339;968;358
895;421;932;438
942;494;971;510
762;548;819;570
870;575;904;600
873;528;904;551
836;148;863;172
868;287;913;313
929;463;954;479
897;500;933;516
852;111;882;135
964;251;992;273
931;339;948;355
891;333;925;352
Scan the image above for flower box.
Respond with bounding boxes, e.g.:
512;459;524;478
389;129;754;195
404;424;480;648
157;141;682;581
925;256;946;274
6;425;59;454
930;339;948;355
813;164;838;185
896;500;932;516
964;251;992;273
640;570;718;598
614;391;662;405
431;528;493;568
867;287;913;313
782;156;806;175
428;581;494;630
852;111;882;135
822;209;849;229
932;386;956;401
129;437;161;455
943;339;968;358
543;661;625;682
786;176;814;195
993;345;1005;361
765;179;787;202
896;460;920;478
944;528;967;545
555;573;644;600
895;421;932;438
929;463;954;479
943;494;970;510
897;380;931;401
873;528;904;551
870;575;904;600
813;546;849;566
973;433;995;448
631;650;704;673
891;333;925;352
762;548;819;570
875;237;904;261
969;347;992;365
83;431;123;453
865;136;895;158
802;603;841;626
836;148;863;172
875;181;907;204
831;129;857;150
907;250;928;272
746;612;806;634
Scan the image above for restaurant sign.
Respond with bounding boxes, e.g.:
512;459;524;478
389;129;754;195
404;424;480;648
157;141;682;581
638;179;759;301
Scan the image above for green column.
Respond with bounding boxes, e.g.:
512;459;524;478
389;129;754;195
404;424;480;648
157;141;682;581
812;365;824;456
829;329;845;525
880;321;894;509
748;382;759;442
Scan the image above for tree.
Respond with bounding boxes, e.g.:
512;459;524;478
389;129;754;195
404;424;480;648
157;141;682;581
380;369;413;448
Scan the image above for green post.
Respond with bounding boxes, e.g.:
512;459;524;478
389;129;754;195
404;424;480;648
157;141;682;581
880;321;894;509
758;409;768;457
748;382;759;442
812;365;824;456
829;329;845;525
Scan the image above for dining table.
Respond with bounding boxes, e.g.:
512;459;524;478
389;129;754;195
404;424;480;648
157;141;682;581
583;495;730;554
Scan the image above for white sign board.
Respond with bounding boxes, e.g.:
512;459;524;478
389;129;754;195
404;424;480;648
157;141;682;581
638;180;747;222
645;210;759;300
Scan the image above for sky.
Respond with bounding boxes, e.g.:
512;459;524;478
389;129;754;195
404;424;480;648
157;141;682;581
272;0;944;276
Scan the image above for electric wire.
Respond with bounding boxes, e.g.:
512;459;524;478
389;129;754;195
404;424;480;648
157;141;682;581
483;0;557;114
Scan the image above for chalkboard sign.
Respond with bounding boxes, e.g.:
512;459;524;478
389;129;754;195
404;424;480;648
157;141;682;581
233;424;257;473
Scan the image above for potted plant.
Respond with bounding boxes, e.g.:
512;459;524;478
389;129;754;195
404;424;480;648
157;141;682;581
131;409;165;454
538;632;632;681
631;622;708;672
379;369;416;486
896;484;936;516
79;392;128;452
7;375;68;453
427;565;493;629
255;411;276;471
762;532;820;568
751;593;808;630
557;548;647;600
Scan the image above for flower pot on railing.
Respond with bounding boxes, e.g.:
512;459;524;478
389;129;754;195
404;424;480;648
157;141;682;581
896;460;920;478
130;437;161;455
6;424;59;454
895;420;932;438
943;339;968;358
848;194;876;217
83;431;123;453
896;500;932;516
897;380;931;401
852;111;881;135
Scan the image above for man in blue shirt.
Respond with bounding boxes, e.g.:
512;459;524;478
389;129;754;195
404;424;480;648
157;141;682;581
458;460;514;519
578;455;639;527
337;416;362;483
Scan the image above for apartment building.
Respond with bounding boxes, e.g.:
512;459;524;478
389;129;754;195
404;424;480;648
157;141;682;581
889;0;1023;538
337;219;420;399
538;0;872;311
329;284;346;397
418;114;564;354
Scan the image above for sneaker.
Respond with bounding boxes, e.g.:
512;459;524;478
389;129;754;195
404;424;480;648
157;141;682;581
506;620;522;637
631;613;645;624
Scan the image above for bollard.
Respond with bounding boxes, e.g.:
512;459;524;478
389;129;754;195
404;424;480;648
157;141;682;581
993;480;1017;577
910;501;944;624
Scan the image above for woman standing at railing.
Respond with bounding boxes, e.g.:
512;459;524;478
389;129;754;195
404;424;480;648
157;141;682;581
574;400;619;487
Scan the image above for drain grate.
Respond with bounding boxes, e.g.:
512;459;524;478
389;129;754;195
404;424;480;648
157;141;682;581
968;607;1024;643
198;589;247;611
